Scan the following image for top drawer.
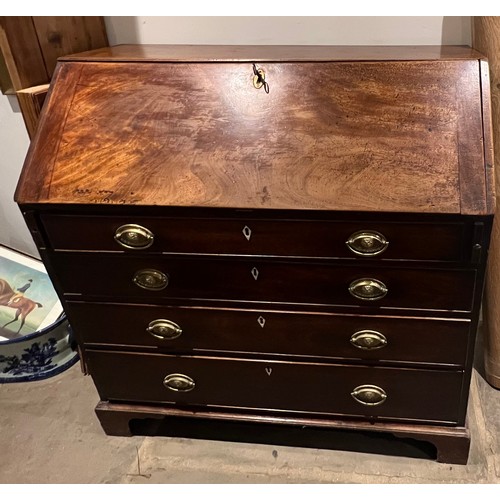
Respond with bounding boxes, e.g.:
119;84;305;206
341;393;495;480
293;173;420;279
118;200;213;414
40;214;469;262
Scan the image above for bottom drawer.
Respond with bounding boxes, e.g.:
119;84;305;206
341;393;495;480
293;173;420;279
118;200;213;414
86;350;464;424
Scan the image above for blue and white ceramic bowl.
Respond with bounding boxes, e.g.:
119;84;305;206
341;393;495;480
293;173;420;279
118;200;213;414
0;314;79;383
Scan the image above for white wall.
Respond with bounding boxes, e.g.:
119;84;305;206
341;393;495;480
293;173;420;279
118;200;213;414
1;16;472;257
105;17;471;46
0;94;36;255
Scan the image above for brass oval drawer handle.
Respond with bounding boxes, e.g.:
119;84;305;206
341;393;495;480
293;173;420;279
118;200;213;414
163;373;195;392
147;319;182;340
346;230;389;256
349;278;388;301
351;385;387;406
133;269;169;291
350;330;387;350
114;224;154;249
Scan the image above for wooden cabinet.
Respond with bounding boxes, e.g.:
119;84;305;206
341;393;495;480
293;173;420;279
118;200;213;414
15;45;494;464
0;16;108;138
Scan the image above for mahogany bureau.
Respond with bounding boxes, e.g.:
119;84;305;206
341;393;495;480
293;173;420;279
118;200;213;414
15;45;495;464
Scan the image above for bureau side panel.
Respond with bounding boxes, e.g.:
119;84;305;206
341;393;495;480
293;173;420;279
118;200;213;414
14;62;82;204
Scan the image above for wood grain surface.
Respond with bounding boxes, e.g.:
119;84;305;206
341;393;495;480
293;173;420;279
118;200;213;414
59;44;485;63
16;84;49;139
0;17;49;90
472;17;500;388
32;16;108;78
16;56;490;214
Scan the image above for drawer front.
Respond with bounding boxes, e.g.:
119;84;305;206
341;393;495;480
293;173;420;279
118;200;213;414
68;302;470;366
86;350;463;424
40;214;467;262
51;253;476;312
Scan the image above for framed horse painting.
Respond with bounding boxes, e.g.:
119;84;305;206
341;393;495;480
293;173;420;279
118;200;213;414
0;246;63;341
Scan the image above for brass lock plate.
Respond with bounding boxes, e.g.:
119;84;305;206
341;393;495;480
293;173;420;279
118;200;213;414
253;69;266;89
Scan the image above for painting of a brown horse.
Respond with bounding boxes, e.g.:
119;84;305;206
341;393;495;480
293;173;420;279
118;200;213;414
0;279;43;334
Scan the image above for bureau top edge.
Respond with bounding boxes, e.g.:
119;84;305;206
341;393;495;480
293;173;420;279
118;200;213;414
58;44;486;63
